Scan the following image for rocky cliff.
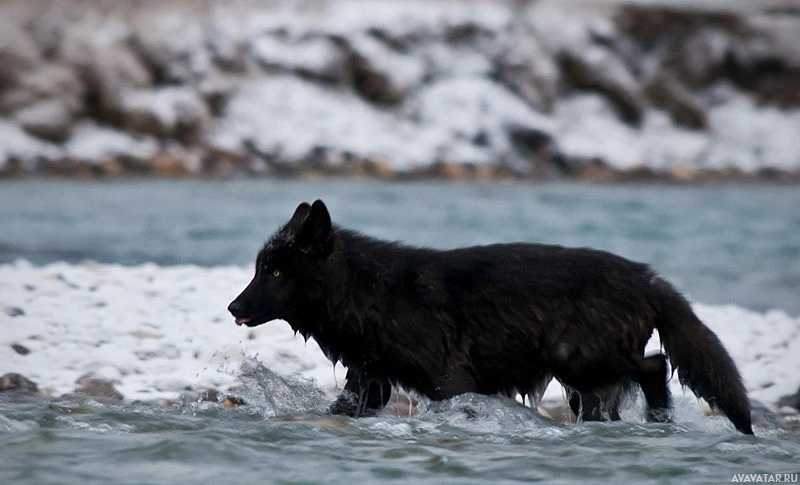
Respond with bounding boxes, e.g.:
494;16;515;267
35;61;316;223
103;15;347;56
1;0;799;181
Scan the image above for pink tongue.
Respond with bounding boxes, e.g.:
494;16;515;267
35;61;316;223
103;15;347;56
235;318;250;326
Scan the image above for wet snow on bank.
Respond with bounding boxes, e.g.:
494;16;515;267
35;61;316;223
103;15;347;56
1;261;798;407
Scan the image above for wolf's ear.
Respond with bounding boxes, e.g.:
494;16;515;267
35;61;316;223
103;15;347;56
297;199;332;250
288;202;312;231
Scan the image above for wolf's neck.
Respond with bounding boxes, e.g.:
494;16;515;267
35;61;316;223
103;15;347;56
314;230;406;344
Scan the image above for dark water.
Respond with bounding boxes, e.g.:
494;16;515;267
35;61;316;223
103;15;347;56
2;180;800;483
1;180;799;314
2;367;799;485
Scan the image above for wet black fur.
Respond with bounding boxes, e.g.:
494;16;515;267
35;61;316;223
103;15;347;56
228;200;754;434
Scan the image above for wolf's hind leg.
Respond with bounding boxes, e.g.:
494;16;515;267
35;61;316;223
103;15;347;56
568;385;625;422
635;354;672;423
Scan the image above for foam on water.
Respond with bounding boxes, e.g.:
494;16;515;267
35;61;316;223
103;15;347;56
0;413;36;432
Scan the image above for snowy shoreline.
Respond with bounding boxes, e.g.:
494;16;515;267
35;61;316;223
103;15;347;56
1;260;798;417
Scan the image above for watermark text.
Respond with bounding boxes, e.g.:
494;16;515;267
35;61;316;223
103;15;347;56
731;474;798;483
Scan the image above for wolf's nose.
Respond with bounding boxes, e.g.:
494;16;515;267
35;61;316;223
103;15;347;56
227;300;244;317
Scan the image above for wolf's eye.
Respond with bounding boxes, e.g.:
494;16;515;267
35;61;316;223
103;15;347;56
272;270;281;277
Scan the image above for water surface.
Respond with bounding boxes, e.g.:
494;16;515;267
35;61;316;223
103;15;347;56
1;180;799;483
2;377;799;485
1;180;799;314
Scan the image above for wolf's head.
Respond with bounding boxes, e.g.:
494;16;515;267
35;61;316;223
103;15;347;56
227;200;334;327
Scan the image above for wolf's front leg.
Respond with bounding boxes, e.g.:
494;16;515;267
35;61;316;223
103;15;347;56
329;369;391;417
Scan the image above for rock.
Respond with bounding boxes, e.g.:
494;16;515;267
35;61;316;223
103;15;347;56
3;305;25;317
412;77;556;167
219;75;433;167
0;119;62;169
678;27;733;87
131;12;208;84
83;44;153;121
644;73;709;130
198;389;220;403
0;86;39;116
611;3;800;106
420;44;493;79
64;122;159;164
0;63;86;122
174;388;223;407
537;399;577;423
728;15;800;106
151;143;203;177
384;391;419;417
205;129;247;162
0;373;38;393
40;158;95;179
222;396;245;409
197;70;237;116
615;4;745;52
0;25;86;124
349;54;400;104
668;165;700;183
0;17;42;90
207;22;248;73
432;161;468;181
750;399;782;429
508;125;562;177
14;98;75;141
494;34;559;112
0;0;797;178
777;386;800;412
355;159;396;180
559;45;646;126
119;87;210;143
779;406;799;417
97;157;124;176
749;14;800;68
471;163;495;183
55;10;132;65
66;376;124;402
526;0;590;52
26;63;85;111
345;34;426;104
28;13;63;60
444;21;489;45
204;158;234;178
573;157;622;183
251;35;350;84
151;152;188;177
704;92;800;172
10;343;30;355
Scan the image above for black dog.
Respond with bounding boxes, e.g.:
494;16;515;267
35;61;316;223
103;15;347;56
228;200;753;434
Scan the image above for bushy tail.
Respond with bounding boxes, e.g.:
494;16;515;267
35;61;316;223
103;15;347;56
653;280;753;434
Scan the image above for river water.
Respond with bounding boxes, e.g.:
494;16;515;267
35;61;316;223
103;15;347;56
1;180;799;483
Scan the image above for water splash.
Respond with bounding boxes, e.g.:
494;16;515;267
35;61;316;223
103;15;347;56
237;358;330;418
419;393;561;441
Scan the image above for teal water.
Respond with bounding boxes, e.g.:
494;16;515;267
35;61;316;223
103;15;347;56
1;180;800;483
2;374;799;485
1;180;799;313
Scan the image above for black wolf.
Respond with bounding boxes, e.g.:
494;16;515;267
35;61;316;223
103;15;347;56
228;200;753;434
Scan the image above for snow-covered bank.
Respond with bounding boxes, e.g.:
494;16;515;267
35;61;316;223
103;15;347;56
1;261;798;411
1;0;800;179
